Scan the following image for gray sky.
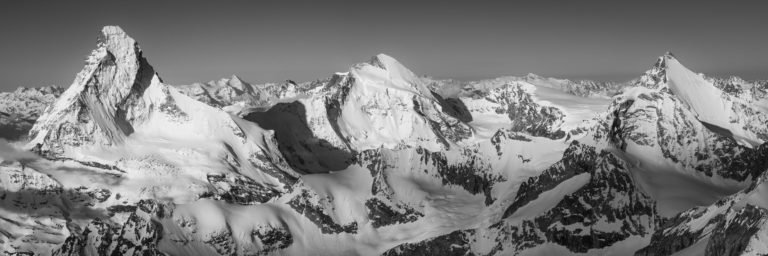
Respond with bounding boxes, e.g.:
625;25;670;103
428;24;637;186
1;0;766;91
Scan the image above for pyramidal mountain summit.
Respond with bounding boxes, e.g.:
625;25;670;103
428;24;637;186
2;26;768;256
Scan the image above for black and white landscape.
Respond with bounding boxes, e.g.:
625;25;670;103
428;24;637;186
2;2;768;256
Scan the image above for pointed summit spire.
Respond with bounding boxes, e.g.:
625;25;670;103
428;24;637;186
28;25;163;155
636;52;680;88
655;51;678;70
226;74;253;92
99;26;133;44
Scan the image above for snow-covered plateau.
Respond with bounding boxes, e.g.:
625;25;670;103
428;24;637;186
1;26;768;256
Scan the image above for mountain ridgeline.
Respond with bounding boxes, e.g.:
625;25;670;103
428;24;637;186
1;26;768;256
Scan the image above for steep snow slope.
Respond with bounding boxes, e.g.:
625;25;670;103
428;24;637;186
664;54;763;147
634;53;768;148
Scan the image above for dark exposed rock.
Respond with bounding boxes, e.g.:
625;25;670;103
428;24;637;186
287;189;358;234
504;86;566;139
417;147;505;206
205;173;282;205
493;142;658;254
596;89;768;182
637;172;768;256
705;205;768;256
250;225;293;255
53;200;170;256
503;140;597;218
491;129;531;156
365;197;424;228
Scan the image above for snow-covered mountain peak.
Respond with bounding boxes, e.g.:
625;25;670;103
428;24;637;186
367;53;405;71
351;53;433;98
225;74;248;90
23;26;299;205
98;25;135;47
27;25;164;154
307;54;472;151
627;52;768;149
663;53;765;147
635;53;670;89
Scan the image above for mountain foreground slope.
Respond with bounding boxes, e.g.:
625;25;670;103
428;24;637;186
1;26;768;256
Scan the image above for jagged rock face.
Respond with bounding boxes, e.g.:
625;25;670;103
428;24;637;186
504;142;657;253
287;186;359;234
203;173;284;204
633;54;669;89
53;200;168;256
454;77;609;144
635;169;768;256
710;76;768;143
356;146;505;222
28;26;162;155
386;141;658;255
487;84;566;139
594;87;768;182
704;205;768;256
0;86;63;140
631;54;768;147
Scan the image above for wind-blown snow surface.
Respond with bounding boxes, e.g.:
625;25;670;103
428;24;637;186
2;27;768;256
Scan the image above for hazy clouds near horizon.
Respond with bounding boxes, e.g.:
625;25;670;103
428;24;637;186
1;0;766;91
